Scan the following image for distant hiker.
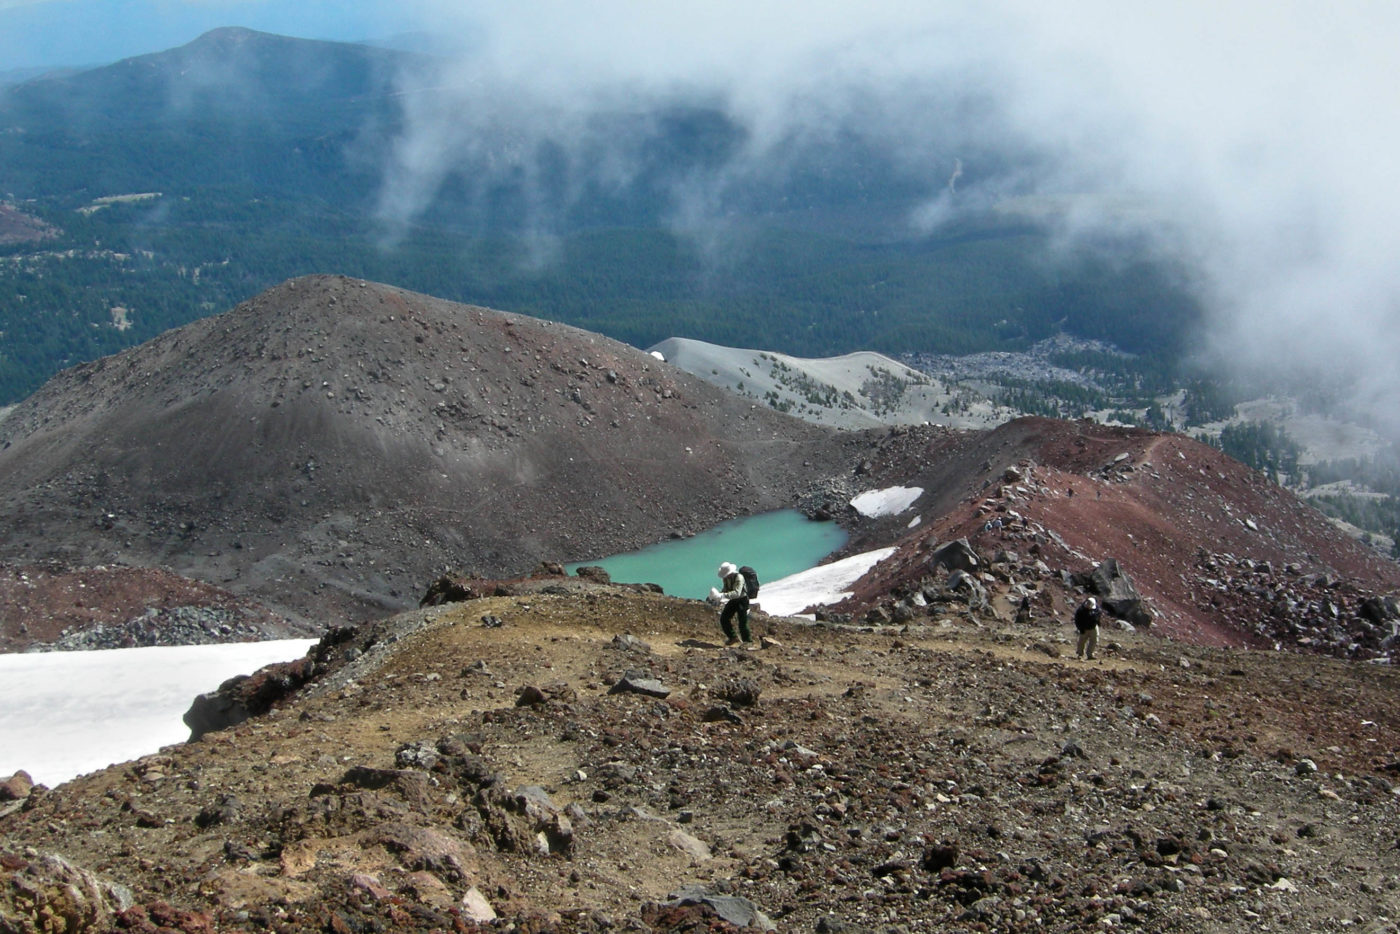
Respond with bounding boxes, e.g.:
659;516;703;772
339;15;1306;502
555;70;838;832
710;561;754;648
1015;594;1033;624
1074;597;1102;660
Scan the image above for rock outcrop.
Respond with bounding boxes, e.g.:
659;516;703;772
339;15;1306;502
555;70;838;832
1086;557;1153;627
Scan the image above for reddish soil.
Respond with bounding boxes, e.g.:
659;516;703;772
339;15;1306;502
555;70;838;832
842;418;1400;652
0;563;300;652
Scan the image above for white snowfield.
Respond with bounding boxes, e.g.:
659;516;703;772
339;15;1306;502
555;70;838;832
0;639;317;788
850;486;923;517
757;547;897;618
0;548;896;788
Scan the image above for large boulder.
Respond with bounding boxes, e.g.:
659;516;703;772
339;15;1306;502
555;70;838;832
1358;595;1400;625
946;569;987;608
658;885;776;931
420;575;487;607
608;670;671;698
1088;559;1153;627
930;539;980;575
183;656;316;741
0;770;33;802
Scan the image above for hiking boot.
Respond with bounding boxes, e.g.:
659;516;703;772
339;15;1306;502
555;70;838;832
723;638;740;647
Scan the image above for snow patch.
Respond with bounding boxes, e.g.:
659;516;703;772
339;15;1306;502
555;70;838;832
758;547;897;618
0;639;317;787
851;486;923;517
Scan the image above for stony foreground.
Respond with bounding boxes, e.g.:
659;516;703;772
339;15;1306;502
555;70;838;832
3;588;1399;932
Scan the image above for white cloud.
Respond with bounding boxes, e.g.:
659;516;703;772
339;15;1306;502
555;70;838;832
375;0;1400;432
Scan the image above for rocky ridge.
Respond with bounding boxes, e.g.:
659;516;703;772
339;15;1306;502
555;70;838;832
828;418;1400;658
2;578;1399;932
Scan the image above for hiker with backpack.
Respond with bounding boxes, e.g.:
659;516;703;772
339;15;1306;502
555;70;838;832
709;561;759;648
1074;596;1102;660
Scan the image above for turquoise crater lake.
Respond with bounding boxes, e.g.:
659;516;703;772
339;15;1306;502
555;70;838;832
566;510;848;601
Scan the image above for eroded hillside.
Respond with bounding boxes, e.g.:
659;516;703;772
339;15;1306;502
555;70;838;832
0;276;873;627
827;418;1400;655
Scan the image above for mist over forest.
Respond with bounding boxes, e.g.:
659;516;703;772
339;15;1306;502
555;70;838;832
1;1;1397;443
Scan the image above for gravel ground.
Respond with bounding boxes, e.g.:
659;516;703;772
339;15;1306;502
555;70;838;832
3;584;1397;933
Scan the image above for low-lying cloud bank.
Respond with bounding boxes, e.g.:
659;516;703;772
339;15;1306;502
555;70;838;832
375;0;1400;435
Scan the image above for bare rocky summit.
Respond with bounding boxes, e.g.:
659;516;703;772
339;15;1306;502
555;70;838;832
0;275;868;629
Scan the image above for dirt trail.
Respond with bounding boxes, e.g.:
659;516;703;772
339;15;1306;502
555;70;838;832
4;588;1400;932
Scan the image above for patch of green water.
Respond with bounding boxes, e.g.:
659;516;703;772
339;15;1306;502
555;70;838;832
566;509;847;601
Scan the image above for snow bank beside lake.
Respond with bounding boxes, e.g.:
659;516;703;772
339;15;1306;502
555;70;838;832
0;545;901;787
851;486;922;517
758;547;897;618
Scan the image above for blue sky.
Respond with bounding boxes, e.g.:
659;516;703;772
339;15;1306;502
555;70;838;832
0;0;424;71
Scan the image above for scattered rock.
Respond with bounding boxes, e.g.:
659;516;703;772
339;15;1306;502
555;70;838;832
0;771;33;802
661;884;776;932
460;886;498;922
608;670;671;698
515;685;548;706
611;633;652;654
0;853;136;932
701;705;743;724
576;566;611;584
666;828;712;861
714;677;761;708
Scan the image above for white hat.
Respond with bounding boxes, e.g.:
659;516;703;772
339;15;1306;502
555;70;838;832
718;562;737;578
1086;597;1097;609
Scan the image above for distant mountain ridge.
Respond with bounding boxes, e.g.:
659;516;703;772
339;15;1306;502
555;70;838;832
0;27;412;201
650;337;1014;430
12;26;401;114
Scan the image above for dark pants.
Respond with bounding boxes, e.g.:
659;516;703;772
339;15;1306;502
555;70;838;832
720;597;751;642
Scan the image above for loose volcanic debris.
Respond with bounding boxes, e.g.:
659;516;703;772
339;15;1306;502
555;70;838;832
3;584;1399;933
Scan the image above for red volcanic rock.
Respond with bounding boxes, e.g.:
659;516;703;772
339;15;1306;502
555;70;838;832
0;771;32;802
836;417;1400;657
182;655;317;741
